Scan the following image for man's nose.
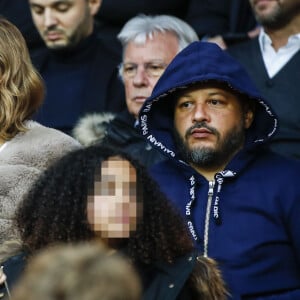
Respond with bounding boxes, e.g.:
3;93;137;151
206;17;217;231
132;66;149;86
193;103;210;122
44;9;57;28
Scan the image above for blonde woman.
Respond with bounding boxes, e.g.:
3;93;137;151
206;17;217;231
0;17;81;243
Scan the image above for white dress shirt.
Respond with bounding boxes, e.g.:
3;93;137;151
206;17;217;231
258;29;300;78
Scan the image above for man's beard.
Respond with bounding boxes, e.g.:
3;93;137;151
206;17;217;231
174;121;245;169
44;8;91;51
255;3;300;29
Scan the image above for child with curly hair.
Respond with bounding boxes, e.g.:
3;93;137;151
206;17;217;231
1;145;227;300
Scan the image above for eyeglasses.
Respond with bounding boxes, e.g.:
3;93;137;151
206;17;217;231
121;62;168;79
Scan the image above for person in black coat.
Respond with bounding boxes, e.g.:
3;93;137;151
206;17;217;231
27;0;126;134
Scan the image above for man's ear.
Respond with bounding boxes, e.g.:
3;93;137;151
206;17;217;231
244;109;254;129
88;0;102;16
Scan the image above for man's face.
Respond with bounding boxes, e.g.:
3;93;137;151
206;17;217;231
122;31;179;119
29;0;100;49
249;0;300;28
174;84;254;169
87;157;141;239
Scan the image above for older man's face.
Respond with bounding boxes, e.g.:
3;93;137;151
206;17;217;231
29;0;101;49
122;31;179;119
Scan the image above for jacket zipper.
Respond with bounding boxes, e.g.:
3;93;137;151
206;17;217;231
203;180;215;257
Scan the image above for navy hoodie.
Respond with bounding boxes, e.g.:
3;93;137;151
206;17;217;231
139;42;300;299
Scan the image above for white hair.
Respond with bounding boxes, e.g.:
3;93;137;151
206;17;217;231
117;14;199;78
118;14;198;52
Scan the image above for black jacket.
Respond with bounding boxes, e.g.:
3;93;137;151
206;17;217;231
139;251;198;300
0;252;26;299
73;110;166;168
31;32;126;134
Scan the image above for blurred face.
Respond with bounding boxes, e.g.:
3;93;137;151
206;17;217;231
29;0;101;49
249;0;300;28
174;84;254;170
122;31;179;119
87;157;140;239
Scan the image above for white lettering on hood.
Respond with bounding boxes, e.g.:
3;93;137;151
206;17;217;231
147;135;175;157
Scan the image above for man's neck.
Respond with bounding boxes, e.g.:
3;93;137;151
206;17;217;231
191;164;227;181
50;32;95;57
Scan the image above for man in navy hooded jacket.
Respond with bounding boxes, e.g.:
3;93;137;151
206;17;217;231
139;41;300;299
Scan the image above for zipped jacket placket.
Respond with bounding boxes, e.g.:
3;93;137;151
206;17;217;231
203;180;215;257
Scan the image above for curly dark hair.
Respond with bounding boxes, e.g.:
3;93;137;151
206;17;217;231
15;145;193;264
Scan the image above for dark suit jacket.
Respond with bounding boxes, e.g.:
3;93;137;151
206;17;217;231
228;38;300;159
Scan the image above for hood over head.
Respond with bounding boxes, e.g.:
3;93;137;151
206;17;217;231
139;41;277;160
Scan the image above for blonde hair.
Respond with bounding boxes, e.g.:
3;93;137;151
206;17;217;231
12;242;142;300
0;17;44;141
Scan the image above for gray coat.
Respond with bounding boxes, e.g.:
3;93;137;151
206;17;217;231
0;121;81;243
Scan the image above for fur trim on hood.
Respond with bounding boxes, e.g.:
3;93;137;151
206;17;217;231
72;113;115;146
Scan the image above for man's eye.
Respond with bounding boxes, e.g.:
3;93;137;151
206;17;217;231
179;101;192;109
123;65;136;74
208;99;223;106
124;66;135;72
148;64;163;71
147;64;166;76
55;3;71;12
31;6;44;15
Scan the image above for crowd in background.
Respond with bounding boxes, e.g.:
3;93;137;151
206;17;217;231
0;0;300;299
